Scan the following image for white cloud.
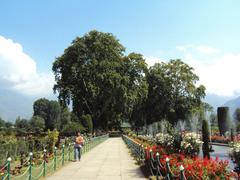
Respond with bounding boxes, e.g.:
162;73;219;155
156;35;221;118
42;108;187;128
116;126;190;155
144;56;163;67
176;46;187;52
148;44;240;97
176;44;219;54
0;35;54;96
183;51;240;97
195;45;219;54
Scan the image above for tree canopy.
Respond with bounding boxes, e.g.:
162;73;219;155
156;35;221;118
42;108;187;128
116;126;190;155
52;30;206;131
53;30;148;131
0;30;207;134
146;59;205;124
33;98;61;130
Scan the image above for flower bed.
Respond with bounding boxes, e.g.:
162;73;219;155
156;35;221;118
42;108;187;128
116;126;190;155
147;149;235;179
155;133;174;146
181;132;202;156
127;133;237;179
211;135;230;144
230;141;240;168
211;135;240;144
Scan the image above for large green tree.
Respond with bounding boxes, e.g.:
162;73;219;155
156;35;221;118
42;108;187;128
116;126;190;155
52;30;206;130
53;30;147;131
48;101;61;130
33;98;61;130
33;98;49;122
59;107;71;129
146;59;205;124
122;53;148;128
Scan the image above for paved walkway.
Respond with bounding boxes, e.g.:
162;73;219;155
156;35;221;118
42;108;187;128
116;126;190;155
47;138;146;180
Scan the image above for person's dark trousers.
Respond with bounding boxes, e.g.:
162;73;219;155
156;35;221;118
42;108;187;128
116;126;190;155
74;146;81;161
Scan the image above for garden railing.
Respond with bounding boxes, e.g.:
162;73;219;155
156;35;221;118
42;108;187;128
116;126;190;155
122;135;145;162
122;135;187;180
0;134;108;180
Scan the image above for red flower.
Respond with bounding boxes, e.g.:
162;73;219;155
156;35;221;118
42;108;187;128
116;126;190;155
187;163;192;171
127;135;238;179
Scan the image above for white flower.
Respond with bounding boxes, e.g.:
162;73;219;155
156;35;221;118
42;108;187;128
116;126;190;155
155;133;174;147
181;132;201;154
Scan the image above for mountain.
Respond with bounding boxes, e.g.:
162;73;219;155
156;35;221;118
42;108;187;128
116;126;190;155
204;94;233;111
0;89;238;122
0;89;34;121
223;96;240;116
0;89;57;122
204;94;240;118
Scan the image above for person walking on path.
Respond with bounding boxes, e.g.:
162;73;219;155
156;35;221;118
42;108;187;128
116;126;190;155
74;132;84;161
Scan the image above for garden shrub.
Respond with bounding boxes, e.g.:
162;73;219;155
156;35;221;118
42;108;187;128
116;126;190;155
181;132;202;156
230;141;240;168
45;129;59;153
81;114;93;134
129;133;237;179
202;119;210;159
155;133;175;152
217;107;231;135
62;122;85;136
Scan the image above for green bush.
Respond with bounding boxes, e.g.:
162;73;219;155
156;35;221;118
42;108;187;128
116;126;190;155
62;122;85;136
30;116;45;132
81;114;93;133
202;120;210;159
45;129;59;153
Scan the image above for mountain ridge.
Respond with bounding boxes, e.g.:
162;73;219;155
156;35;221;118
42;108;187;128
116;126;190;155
0;89;56;122
0;91;239;122
223;96;240;116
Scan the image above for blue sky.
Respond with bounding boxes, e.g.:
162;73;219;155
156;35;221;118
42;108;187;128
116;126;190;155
0;0;240;98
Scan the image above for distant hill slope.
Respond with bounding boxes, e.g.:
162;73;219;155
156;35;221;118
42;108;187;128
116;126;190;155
223;96;240;116
0;89;57;122
204;94;232;111
0;88;238;122
0;89;33;121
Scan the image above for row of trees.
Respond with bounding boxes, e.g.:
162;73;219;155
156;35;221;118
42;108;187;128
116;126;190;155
0;117;14;128
0;30;210;133
0;98;93;135
52;30;206;131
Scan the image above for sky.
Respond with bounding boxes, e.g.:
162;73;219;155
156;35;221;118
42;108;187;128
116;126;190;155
0;0;240;99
